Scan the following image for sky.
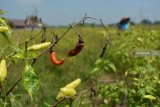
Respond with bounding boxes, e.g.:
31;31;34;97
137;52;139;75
0;0;160;26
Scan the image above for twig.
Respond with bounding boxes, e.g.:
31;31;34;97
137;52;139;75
5;77;22;97
24;41;28;59
69;98;73;107
71;26;83;40
78;98;83;107
99;34;111;57
52;97;66;107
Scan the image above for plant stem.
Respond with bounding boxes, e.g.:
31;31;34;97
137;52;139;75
69;98;73;107
52;97;66;107
5;77;22;98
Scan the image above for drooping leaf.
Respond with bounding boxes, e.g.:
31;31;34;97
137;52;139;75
22;64;39;100
107;63;116;72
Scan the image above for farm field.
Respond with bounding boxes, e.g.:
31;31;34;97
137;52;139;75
1;25;160;107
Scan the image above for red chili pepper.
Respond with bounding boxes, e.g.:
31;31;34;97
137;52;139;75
50;52;64;65
68;39;84;57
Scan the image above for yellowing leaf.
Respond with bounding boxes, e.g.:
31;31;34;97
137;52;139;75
22;64;39;100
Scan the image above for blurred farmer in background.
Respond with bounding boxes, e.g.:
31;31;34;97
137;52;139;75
118;17;130;30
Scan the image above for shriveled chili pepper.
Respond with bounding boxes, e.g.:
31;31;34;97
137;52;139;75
0;59;7;82
68;39;84;56
0;26;9;33
27;42;51;51
50;51;64;65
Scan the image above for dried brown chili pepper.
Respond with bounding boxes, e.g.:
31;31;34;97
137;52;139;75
68;39;84;57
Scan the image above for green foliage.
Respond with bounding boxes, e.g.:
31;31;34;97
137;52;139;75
1;12;160;107
93;57;160;106
88;26;160;106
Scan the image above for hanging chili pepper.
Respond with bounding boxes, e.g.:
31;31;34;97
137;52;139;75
0;59;7;82
65;78;81;89
56;78;81;100
50;51;64;65
68;39;84;57
60;87;76;96
0;26;9;33
27;42;51;51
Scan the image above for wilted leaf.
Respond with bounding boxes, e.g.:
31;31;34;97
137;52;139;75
22;64;39;100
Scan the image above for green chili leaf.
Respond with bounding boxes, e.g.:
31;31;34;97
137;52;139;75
22;64;39;100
